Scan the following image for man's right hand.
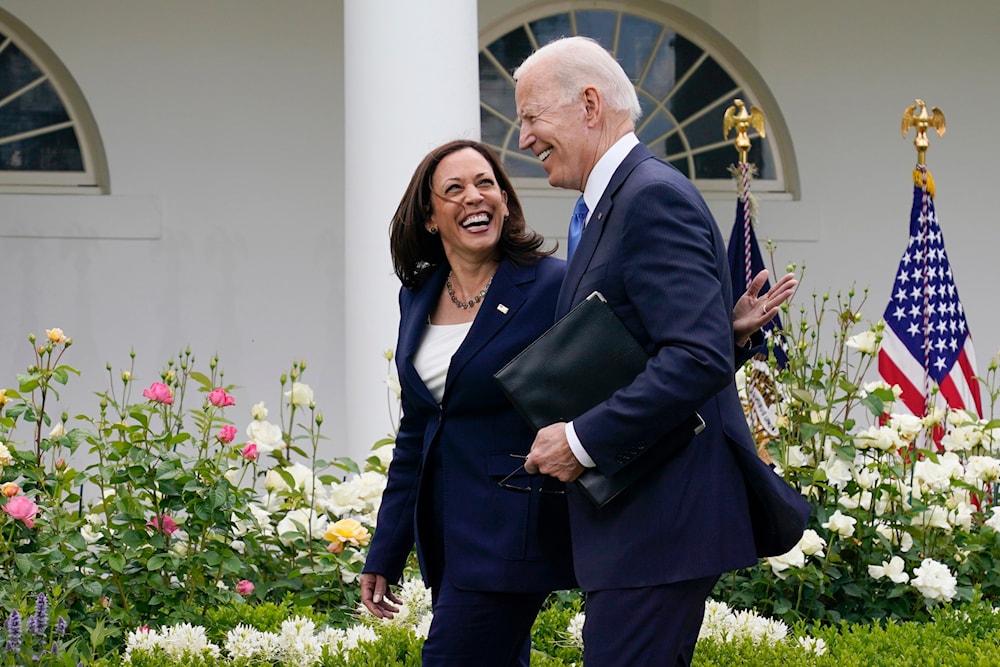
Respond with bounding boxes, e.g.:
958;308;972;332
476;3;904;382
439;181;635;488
360;572;403;619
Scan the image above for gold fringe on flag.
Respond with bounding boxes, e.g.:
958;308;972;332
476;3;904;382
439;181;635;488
913;168;936;198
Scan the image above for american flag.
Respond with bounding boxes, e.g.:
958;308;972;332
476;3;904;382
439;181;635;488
877;165;983;419
727;163;787;367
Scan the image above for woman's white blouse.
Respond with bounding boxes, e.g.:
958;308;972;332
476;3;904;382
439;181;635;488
412;321;473;404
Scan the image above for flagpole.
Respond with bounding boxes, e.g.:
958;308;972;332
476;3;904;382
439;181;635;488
723;99;767;286
902;101;946;447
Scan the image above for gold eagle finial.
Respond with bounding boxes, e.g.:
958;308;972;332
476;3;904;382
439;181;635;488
723;99;766;164
902;99;945;165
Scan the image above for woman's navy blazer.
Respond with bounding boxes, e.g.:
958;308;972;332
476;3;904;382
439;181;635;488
364;255;577;593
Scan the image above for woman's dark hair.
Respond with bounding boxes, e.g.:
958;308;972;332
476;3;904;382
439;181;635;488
389;139;553;287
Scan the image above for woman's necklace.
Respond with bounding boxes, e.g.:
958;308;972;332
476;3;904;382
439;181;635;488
446;270;495;310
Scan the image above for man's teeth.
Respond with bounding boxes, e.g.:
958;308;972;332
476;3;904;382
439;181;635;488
461;213;490;228
539;148;552;162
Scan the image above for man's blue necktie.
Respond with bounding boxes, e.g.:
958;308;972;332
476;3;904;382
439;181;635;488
567;195;588;262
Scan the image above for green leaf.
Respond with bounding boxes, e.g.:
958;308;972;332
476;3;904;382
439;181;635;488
332;456;361;475
14;552;35;574
147;554;166;570
222;553;242;574
209;483;228;510
108;553;126;573
860;392;885;416
189;371;214;390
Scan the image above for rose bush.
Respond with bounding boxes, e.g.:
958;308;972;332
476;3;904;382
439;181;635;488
719;282;1000;625
0;332;403;657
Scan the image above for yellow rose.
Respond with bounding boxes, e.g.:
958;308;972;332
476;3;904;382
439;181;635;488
46;328;67;343
323;518;371;550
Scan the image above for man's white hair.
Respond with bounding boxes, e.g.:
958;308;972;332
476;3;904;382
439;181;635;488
513;36;643;124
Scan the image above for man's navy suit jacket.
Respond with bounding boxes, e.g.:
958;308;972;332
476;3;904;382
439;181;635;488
558;143;760;591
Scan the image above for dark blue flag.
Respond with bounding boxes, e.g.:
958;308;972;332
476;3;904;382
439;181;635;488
727;195;787;367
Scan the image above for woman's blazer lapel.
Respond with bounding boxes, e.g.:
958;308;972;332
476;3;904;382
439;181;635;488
396;261;536;408
443;260;533;402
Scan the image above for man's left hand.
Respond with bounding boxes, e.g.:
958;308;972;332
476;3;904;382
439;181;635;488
525;423;585;482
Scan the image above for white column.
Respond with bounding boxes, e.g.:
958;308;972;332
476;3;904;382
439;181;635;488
343;1;480;461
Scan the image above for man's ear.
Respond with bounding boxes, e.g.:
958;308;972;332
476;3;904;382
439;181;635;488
582;86;601;124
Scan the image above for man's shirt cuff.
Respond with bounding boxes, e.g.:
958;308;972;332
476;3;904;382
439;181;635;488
566;421;596;468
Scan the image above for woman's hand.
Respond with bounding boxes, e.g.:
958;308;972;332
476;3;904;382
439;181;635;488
733;270;797;347
360;572;404;619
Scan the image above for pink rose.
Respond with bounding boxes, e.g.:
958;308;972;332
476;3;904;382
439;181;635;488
235;579;255;596
146;514;179;536
241;443;259;462
142;382;174;404
218;425;237;444
208;388;236;408
3;495;39;528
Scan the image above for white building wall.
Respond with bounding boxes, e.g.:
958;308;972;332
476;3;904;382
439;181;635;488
0;0;997;471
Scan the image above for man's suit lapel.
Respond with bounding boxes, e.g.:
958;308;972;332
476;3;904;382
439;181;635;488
556;144;655;317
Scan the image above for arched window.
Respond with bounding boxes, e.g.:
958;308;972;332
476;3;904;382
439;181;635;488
0;8;108;193
480;2;798;197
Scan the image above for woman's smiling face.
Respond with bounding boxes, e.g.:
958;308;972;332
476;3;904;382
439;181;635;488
427;147;508;264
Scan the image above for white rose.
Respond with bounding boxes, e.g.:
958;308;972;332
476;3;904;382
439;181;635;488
276;508;328;546
855;425;903;453
965;456;1000;485
48;422;66;439
797;529;826;557
785;445;812;468
0;443;11;467
375;443;395;468
888;413;924;440
911;558;957;602
767;545;805;578
947;409;975;426
874;521;914;552
80;524;102;545
285;382;314;407
821;510;856;538
845;330;879;355
265;468;290;493
251;401;268;420
246;420;283;454
940;425;981;453
819;457;853;489
868;556;909;584
984;506;1000;532
916;506;952;532
385;372;401;400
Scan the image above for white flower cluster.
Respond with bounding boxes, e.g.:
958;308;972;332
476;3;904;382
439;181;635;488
125;615;383;666
359;577;434;639
562;600;825;656
124;623;221;663
699;600;790;646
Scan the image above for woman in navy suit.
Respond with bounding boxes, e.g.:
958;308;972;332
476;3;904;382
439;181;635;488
359;140;576;666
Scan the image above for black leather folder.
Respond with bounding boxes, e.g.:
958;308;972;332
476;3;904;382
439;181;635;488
494;291;704;507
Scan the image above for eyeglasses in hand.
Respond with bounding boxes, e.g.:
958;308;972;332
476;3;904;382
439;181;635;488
497;454;567;494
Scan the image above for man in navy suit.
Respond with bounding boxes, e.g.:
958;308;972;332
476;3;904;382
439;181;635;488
515;37;762;666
